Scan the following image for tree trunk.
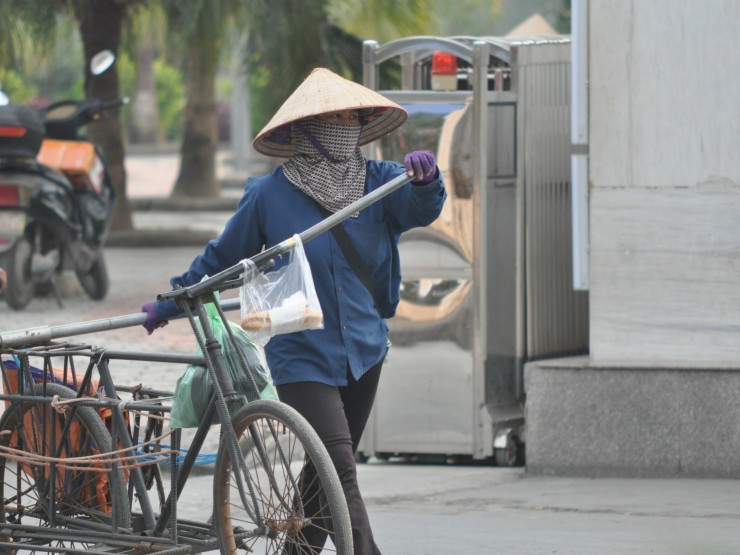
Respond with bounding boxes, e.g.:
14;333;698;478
75;0;133;231
129;30;161;144
171;42;219;198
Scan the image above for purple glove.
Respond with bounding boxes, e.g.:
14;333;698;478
141;299;181;334
404;150;438;184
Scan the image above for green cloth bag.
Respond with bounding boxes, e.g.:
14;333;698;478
170;293;278;429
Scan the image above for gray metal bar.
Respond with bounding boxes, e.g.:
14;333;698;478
299;172;413;243
381;90;473;104
373;36;476;65
363;40;379;89
179;172;414;297
100;350;208;365
97;358;158;531
472;40;492;459
0;313;147;349
0;299;240;350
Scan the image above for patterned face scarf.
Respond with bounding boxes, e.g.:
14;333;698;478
283;118;367;214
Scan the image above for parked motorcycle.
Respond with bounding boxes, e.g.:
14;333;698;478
0;50;127;310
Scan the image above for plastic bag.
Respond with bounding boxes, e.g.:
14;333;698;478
239;234;323;346
170;294;278;429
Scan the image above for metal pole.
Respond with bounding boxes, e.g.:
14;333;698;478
571;0;590;290
298;172;412;244
184;172;414;297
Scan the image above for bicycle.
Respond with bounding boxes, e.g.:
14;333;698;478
0;172;412;554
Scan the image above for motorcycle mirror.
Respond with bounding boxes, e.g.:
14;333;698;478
90;50;115;76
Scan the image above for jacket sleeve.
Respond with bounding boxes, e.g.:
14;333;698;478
170;179;266;288
382;161;447;233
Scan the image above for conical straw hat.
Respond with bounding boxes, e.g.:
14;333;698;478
253;67;407;158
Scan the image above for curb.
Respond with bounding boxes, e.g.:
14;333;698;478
107;228;216;248
129;197;238;212
111;181;243;246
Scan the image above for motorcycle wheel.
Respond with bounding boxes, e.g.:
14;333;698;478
76;254;109;300
3;237;36;310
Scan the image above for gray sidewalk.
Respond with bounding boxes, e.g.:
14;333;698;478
360;465;740;554
174;461;740;554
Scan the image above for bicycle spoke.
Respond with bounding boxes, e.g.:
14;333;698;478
214;401;352;554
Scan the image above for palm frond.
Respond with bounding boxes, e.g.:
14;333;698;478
328;0;434;41
0;0;60;66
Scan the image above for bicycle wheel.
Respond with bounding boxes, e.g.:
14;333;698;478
0;383;131;553
214;400;353;554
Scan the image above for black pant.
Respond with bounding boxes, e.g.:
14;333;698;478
277;360;383;555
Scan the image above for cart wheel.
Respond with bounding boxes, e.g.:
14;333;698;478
0;383;131;551
494;434;524;467
214;400;353;554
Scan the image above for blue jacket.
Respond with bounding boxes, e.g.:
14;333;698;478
171;160;446;386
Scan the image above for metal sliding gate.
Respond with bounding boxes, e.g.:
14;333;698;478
358;36;588;465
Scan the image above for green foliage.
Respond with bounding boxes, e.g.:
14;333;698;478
105;50;184;142
327;0;434;41
0;0;59;67
160;0;246;68
106;50;184;142
246;0;430;137
117;51;137;98
555;0;571;33
244;0;328;136
0;13;83;105
154;58;186;141
124;3;167;63
247;64;275;138
428;0;566;36
59;77;84;103
114;51;136;135
429;0;503;35
0;68;38;104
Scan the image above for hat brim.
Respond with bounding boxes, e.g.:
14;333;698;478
252;68;408;158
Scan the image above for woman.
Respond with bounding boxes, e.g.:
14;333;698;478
143;67;446;553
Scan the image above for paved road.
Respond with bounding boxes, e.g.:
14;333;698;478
2;245;740;554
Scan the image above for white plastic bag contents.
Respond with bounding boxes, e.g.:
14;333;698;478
239;234;323;345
